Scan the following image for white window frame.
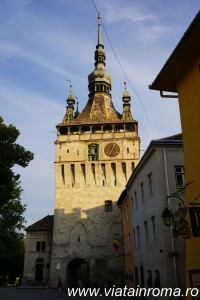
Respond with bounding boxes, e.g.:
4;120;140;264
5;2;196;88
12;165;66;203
174;166;185;188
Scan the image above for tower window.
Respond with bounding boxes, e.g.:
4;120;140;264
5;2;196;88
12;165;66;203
105;200;113;212
122;162;127;181
101;163;106;183
111;163;116;186
91;163;96;184
88;144;99;161
61;164;65;184
71;164;75;187
81;164;86;183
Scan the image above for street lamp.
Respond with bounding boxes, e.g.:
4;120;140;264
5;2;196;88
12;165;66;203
161;188;191;238
161;207;174;227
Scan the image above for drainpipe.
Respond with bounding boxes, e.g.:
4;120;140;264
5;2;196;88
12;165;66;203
163;147;178;288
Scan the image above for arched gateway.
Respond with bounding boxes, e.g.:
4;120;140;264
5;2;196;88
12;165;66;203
67;258;90;288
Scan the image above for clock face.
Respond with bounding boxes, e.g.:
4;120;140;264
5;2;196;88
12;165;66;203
104;142;120;157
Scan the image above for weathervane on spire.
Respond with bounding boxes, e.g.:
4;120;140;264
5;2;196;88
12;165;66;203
97;13;103;46
67;79;72;92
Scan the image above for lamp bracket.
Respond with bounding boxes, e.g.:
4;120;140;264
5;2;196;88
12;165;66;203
166;188;185;206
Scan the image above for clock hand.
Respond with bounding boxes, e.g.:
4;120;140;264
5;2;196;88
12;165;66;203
109;144;115;156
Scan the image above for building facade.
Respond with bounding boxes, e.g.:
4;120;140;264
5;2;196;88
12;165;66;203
118;134;186;293
117;189;135;288
50;16;140;287
23;215;54;284
149;11;200;295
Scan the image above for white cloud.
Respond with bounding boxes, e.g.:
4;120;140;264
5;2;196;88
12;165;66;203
101;1;154;24
0;81;62;113
138;24;172;41
0;0;198;227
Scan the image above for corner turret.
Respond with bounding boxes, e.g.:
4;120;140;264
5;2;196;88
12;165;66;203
121;82;134;121
63;82;75;123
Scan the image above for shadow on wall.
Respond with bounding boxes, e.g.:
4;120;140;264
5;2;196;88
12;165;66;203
51;202;124;288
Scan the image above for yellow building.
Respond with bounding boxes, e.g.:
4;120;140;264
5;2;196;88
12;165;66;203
150;11;200;295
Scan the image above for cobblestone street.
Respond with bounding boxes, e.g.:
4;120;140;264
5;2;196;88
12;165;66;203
0;287;124;300
0;287;67;300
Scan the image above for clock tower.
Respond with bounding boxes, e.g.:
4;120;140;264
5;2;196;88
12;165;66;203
51;15;140;287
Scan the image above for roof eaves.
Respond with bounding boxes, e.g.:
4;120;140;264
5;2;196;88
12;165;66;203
125;135;183;189
117;189;128;206
25;215;54;232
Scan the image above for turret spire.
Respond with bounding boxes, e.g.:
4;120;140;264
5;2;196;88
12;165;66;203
122;82;134;121
64;81;75;123
74;99;80;118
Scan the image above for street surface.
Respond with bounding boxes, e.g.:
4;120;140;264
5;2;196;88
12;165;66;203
0;287;126;300
0;287;66;300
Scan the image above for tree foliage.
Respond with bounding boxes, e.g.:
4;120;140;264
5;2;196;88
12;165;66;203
0;117;34;280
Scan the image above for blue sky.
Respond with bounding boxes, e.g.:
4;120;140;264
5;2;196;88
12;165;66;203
1;0;199;227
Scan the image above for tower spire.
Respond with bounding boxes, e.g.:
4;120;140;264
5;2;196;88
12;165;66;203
73;14;121;123
98;14;103;46
87;14;111;98
94;14;106;69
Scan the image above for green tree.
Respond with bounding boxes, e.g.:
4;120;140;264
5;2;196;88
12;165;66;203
0;117;34;283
